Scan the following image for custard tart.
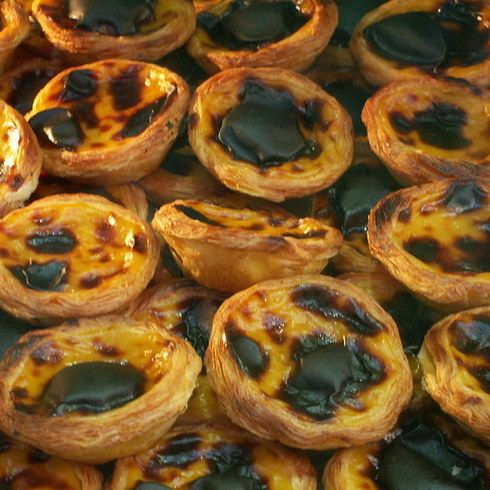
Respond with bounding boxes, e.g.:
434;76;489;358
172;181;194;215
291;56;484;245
419;306;490;443
205;275;412;449
108;423;317;489
152;199;343;293
0;316;201;463
31;0;196;64
0;193;158;323
368;179;490;311
363;77;490;184
0;432;103;489
0;1;30;75
188;67;354;202
0;100;42;218
28;59;190;185
187;0;338;73
323;412;490;489
350;0;490;87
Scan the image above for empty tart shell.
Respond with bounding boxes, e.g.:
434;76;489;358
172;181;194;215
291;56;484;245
188;67;354;202
0;432;102;489
31;0;196;64
323;412;490;490
0;193;158;323
419;306;490;443
0;100;42;218
0;1;30;75
28;59;190;185
368;179;490;311
350;0;490;87
0;316;202;464
363;77;490;185
205;274;412;449
186;0;338;73
151;199;343;293
108;423;317;489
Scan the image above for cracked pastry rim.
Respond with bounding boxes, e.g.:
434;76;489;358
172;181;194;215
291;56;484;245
0;100;43;218
0;432;103;489
31;0;196;64
363;77;490;185
188;67;354;202
349;0;490;87
367;179;490;311
107;422;317;490
205;274;412;450
0;316;202;464
151;199;344;293
27;59;190;185
0;0;30;75
186;0;338;73
0;193;158;322
418;306;490;443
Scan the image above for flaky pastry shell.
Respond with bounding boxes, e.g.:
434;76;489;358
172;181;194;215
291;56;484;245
28;59;190;185
31;0;196;64
0;193;158;323
152;199;343;293
0;316;202;464
368;179;490;311
419;307;490;443
205;275;412;449
363;77;490;184
188;67;353;202
187;0;338;73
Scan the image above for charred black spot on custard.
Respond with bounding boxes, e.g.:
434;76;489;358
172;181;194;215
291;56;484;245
29;108;83;150
389;103;471;150
9;260;69;292
110;65;142;111
118;97;167;139
383;292;441;353
7;68;58;115
79;273;102;289
16;361;146;416
175;204;224;227
441;181;486;214
324;164;400;237
30;342;63;366
0;310;34;361
60;69;96;102
452;314;490;359
291;284;383;335
280;336;384;420
376;419;487;490
26;227;77;254
218;79;320;168
403;237;442;264
67;0;156;36
197;0;308;51
227;323;269;378
263;312;286;344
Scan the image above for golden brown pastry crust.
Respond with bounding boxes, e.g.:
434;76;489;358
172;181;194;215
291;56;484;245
350;0;490;87
0;193;158;323
363;77;490;185
0;433;103;489
187;0;338;73
188;67;353;202
31;0;196;64
368;179;490;311
28;59;190;185
0;100;42;218
108;422;317;489
0;316;202;464
0;1;30;75
152;199;343;292
419;306;490;443
205;274;412;449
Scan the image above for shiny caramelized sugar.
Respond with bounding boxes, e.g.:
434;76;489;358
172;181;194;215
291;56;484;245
350;0;490;86
205;276;411;449
368;180;490;309
323;414;490;490
363;77;490;183
109;424;316;489
419;307;490;442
